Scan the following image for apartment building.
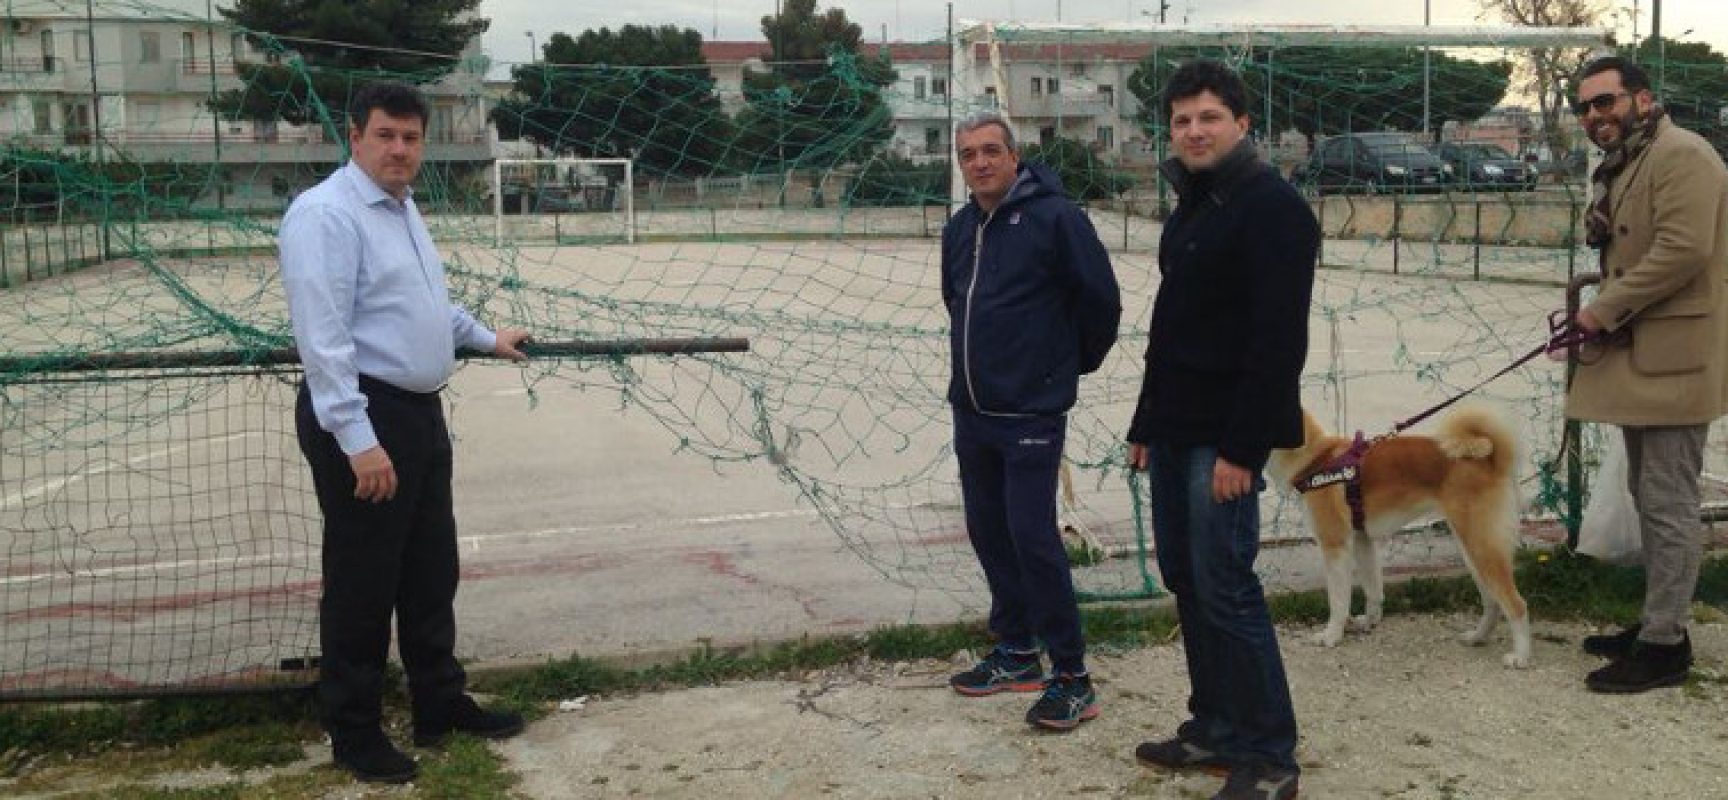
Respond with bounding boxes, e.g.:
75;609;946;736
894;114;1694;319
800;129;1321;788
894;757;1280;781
0;9;493;209
700;40;1159;165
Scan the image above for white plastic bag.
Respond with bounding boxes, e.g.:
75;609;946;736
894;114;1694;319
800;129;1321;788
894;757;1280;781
1577;432;1643;566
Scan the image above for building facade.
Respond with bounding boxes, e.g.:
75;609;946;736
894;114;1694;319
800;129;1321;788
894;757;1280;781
1;10;493;210
699;40;1160;166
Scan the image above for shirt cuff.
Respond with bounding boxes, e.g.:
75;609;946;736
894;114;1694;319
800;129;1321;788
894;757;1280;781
469;329;499;355
333;420;380;456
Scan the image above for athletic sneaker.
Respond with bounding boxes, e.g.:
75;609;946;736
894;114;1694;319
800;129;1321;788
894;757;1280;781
1025;673;1099;730
949;647;1046;696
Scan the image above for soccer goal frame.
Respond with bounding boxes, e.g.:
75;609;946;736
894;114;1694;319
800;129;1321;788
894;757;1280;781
491;157;636;246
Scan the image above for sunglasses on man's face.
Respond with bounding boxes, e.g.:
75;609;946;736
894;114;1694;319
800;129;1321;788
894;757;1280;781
1571;91;1629;117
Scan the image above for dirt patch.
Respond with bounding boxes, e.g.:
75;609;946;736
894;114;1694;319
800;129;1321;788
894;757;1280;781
501;613;1728;799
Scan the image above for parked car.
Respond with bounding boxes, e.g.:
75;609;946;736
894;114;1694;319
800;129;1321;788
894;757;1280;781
1431;142;1537;191
1291;132;1453;195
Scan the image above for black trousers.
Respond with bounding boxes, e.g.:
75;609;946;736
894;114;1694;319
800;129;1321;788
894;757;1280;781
296;377;466;740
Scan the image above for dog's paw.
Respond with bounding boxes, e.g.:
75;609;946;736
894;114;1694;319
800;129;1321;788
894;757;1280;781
1312;628;1345;648
1348;614;1379;633
1501;651;1531;669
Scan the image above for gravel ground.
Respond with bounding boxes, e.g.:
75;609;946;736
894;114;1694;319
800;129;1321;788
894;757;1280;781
500;612;1728;799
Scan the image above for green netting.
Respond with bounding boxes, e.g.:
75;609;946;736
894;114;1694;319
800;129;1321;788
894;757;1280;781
5;5;1728;697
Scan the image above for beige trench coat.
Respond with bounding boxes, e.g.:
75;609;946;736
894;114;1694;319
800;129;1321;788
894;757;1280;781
1566;117;1728;426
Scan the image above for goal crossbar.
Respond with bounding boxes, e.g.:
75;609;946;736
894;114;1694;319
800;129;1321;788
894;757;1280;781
955;21;1614;49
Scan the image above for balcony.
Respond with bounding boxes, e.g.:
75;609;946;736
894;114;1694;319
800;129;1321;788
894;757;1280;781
0;56;67;92
1004;92;1117;119
3;130;494;165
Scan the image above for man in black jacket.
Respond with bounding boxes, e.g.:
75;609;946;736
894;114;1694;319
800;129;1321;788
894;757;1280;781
940;111;1121;731
1125;60;1315;800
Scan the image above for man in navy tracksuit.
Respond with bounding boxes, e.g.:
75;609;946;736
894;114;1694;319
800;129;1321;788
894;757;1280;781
940;111;1121;731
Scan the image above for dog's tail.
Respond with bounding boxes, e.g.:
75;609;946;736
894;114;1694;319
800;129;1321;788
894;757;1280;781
1436;406;1517;470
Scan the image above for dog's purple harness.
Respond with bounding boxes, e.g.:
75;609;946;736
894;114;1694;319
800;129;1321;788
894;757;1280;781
1290;312;1600;534
1292;431;1375;533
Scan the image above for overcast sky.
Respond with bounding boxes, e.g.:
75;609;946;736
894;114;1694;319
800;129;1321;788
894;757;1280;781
479;0;1728;67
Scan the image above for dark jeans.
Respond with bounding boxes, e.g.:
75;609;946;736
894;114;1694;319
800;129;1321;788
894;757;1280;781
1146;441;1298;772
296;378;467;742
953;408;1086;675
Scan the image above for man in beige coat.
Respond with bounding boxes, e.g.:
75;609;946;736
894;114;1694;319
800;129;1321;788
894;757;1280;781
1566;56;1728;694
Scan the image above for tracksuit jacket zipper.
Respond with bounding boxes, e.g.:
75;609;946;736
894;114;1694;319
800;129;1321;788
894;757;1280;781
962;210;993;413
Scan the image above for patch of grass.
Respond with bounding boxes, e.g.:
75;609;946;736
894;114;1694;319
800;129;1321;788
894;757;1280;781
0;691;318;762
862;621;988;661
1515;548;1645;623
416;736;519;800
1081;604;1179;648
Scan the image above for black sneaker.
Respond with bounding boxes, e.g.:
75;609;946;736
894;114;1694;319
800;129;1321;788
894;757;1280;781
1586;634;1693;694
1135;735;1231;775
949;647;1046;697
1582;624;1642;659
413;695;527;747
1213;762;1300;800
1025;674;1099;731
332;730;418;784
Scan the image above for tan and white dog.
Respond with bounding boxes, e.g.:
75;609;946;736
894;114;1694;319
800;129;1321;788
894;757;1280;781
1266;408;1532;668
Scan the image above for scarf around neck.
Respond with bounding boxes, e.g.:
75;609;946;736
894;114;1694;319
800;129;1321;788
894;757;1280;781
1587;105;1666;252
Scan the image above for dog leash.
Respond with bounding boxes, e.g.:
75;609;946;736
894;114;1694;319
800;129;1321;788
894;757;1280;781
1388;310;1599;435
1293;312;1601;532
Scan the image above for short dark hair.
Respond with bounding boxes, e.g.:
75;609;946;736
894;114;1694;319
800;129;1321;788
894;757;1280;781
1161;59;1249;120
1575;56;1652;94
349;81;430;132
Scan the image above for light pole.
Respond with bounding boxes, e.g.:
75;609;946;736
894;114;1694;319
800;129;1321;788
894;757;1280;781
1422;0;1431;139
525;31;537;63
1658;27;1692;98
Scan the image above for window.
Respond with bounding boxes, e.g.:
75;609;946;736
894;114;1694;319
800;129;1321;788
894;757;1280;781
1048;78;1060;95
924;127;940;154
73;30;89;63
140;31;161;63
932;78;947;97
230;33;245;58
433;105;456;143
984;86;998;107
1030;77;1043;97
32;97;53;134
1100;85;1114;109
914;76;926;100
1039;126;1055;147
1097;126;1114;150
252;119;278;142
63;101;91;144
181;31;196;70
40;30;55;72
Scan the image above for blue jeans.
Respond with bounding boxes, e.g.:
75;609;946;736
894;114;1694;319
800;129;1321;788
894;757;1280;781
953;408;1086;675
1147;441;1298;772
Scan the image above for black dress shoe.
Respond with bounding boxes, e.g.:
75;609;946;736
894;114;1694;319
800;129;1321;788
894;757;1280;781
1586;634;1693;694
1581;624;1642;659
414;694;526;747
332;730;418;784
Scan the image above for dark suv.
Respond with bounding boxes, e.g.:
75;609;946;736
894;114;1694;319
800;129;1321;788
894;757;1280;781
1291;132;1452;195
1432;142;1537;191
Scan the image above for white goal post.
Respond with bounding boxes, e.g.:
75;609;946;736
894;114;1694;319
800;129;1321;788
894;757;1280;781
492;157;635;246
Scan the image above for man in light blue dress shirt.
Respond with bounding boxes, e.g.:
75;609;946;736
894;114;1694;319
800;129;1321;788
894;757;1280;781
280;81;531;784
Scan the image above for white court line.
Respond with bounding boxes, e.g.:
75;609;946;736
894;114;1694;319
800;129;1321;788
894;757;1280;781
0;507;829;586
0;432;254;513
